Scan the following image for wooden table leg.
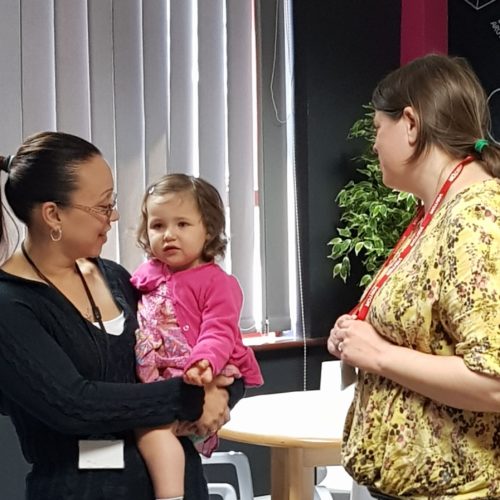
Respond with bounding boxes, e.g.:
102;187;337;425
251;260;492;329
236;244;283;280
271;447;315;500
288;448;314;500
271;447;288;499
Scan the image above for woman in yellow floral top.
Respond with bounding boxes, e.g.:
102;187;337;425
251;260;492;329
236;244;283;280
328;54;500;499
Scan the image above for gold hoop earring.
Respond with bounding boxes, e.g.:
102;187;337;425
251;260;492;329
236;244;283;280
50;228;62;242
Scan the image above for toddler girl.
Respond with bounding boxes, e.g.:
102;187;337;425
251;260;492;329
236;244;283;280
131;173;263;500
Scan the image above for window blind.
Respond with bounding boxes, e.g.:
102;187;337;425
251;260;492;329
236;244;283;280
0;0;295;336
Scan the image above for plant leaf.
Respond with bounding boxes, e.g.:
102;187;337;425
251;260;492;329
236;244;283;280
354;241;364;255
327;103;417;287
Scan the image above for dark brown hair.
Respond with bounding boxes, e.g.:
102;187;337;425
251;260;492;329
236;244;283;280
137;173;227;261
0;131;101;248
372;53;500;177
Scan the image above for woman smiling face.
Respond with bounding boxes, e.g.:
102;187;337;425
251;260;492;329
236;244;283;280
58;155;118;259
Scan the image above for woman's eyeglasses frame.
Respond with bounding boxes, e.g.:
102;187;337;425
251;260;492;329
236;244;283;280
56;193;118;221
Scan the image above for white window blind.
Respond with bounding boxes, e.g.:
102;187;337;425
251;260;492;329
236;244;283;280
0;0;296;336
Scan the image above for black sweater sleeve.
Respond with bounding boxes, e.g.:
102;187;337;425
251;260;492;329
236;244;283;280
0;294;204;435
227;378;245;409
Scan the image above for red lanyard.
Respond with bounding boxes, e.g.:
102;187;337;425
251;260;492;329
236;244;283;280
351;155;473;321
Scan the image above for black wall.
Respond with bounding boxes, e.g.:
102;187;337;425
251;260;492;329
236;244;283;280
292;0;402;338
449;0;500;142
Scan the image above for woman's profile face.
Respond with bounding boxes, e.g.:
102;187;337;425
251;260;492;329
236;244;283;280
373;111;413;190
59;155;118;259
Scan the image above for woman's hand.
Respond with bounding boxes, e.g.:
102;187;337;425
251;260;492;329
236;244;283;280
328;314;393;374
194;374;233;437
327;314;355;358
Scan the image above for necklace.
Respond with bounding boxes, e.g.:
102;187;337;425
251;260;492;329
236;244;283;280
20;242;107;333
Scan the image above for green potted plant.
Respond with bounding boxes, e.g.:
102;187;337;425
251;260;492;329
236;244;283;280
328;105;417;287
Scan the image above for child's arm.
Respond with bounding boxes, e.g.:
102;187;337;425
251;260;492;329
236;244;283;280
184;359;213;386
184;273;243;377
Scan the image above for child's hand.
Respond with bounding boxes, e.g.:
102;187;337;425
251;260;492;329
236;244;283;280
184;359;214;386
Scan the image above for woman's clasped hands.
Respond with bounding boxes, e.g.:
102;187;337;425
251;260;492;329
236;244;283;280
328;314;393;374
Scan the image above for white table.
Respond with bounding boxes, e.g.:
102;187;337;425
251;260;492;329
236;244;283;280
219;389;354;500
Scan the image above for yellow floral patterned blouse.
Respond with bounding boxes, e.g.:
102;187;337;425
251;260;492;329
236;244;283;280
342;179;500;499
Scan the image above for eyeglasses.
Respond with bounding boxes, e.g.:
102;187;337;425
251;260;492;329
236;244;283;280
61;193;118;221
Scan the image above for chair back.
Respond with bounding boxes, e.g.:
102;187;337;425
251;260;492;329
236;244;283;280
320;360;342;393
321;360;357;395
202;451;254;500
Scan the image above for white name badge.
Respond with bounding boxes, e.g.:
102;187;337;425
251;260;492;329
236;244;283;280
78;439;124;469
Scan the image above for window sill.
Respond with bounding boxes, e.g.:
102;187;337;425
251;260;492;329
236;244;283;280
243;333;327;352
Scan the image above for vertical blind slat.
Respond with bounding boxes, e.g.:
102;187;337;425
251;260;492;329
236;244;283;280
0;0;23;257
88;0;117;261
169;0;195;174
88;0;116;163
21;0;56;136
143;0;169;186
226;0;256;330
0;1;22;150
257;0;291;332
197;0;227;205
54;0;91;139
112;0;145;271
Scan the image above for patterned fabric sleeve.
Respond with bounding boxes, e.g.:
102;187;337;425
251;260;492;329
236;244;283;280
440;200;500;376
134;322;162;383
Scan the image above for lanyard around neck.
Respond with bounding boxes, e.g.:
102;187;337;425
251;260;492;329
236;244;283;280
21;242;107;332
351;155;473;321
21;242;109;377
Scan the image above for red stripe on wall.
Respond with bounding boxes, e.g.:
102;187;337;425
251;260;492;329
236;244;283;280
400;0;448;65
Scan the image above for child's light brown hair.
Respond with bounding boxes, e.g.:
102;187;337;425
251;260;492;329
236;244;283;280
137;173;228;261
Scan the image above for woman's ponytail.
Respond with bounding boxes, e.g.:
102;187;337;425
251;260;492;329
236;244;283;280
0;155;10;260
476;140;500;178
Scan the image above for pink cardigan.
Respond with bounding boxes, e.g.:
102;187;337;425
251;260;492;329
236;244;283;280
131;260;263;387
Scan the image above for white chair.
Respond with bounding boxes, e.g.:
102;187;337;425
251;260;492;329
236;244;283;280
314;484;335;499
207;482;238;500
202;450;254;500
